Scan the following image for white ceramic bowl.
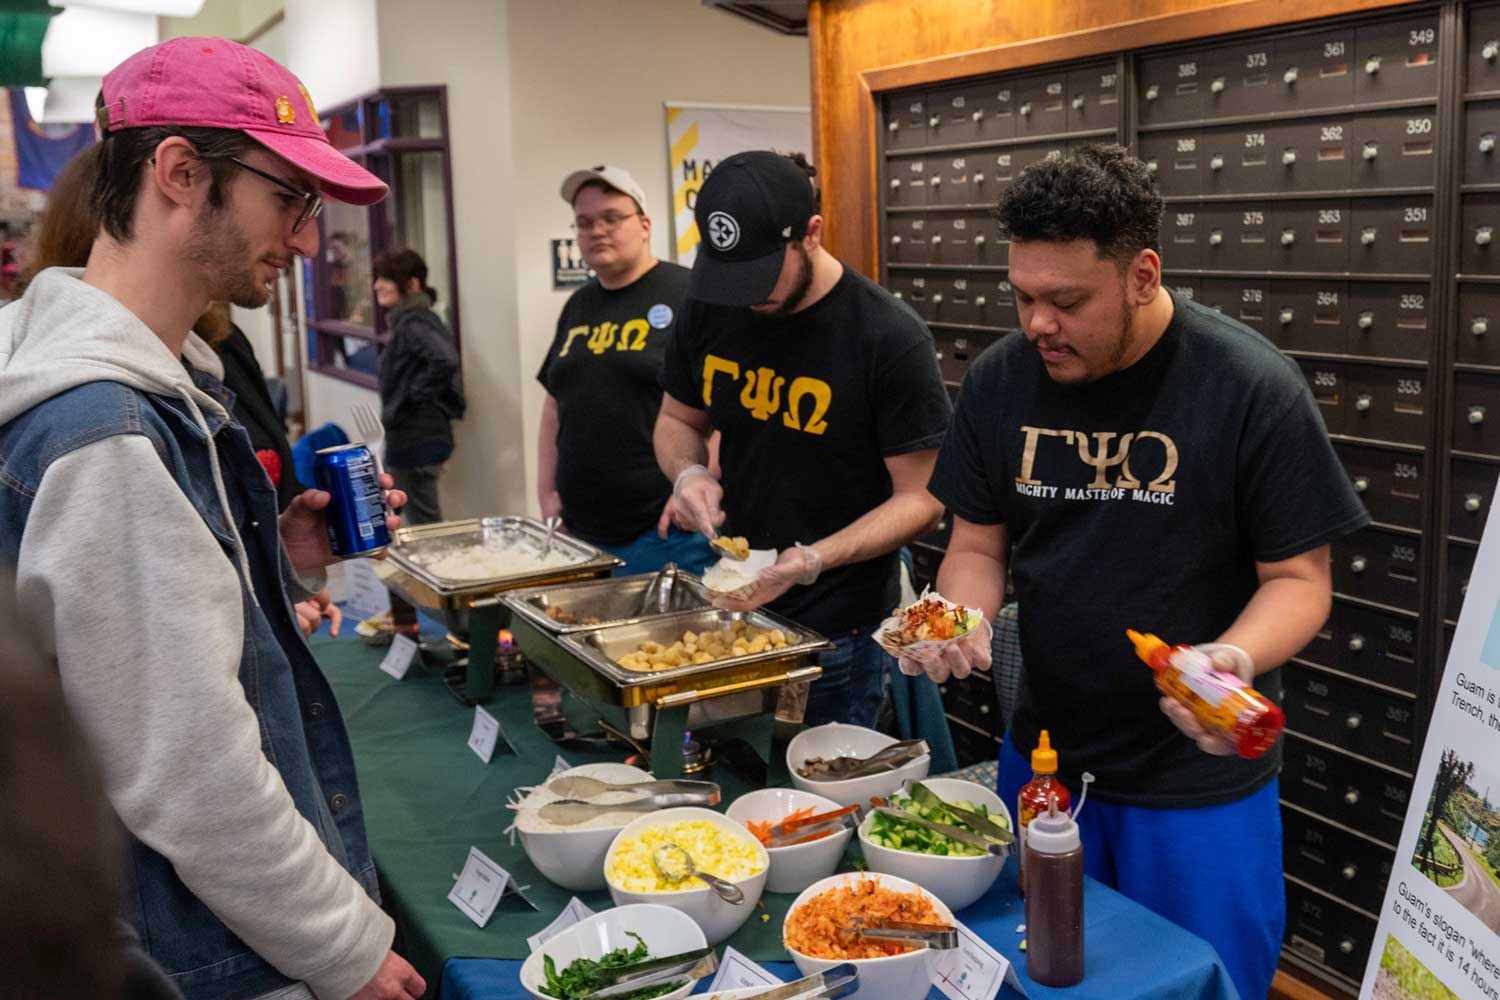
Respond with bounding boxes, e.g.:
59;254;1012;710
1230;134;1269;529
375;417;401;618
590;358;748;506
783;871;956;1000
604;806;769;945
516;762;654;892
857;777;1012;912
786;723;931;808
518;903;705;1000
725;787;852;894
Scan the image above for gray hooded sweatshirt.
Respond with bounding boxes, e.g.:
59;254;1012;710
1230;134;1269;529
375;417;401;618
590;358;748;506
0;268;393;998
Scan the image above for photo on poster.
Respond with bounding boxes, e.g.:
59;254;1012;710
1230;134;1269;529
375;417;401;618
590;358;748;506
1411;747;1500;935
1372;935;1461;1000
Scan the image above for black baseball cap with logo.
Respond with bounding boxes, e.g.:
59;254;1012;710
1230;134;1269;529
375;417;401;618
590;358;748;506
688;150;818;308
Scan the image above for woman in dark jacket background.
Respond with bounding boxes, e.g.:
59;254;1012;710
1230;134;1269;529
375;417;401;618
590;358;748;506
372;248;465;525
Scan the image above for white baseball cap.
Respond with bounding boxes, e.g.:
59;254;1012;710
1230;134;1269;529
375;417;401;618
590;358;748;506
560;164;648;215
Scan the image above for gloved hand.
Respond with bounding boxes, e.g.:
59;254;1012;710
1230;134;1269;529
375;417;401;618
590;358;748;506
670;464;726;537
1158;642;1254;756
895;617;994;683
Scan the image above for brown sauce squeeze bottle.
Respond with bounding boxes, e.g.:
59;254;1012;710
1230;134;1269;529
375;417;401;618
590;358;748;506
1023;773;1091;988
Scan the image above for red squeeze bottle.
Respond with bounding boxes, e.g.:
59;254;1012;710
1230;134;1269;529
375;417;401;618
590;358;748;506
1017;730;1070;897
1127;629;1286;759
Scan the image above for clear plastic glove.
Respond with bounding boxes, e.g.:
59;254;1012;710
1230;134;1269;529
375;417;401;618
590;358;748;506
712;544;819;612
896;616;993;683
670;464;725;537
1158;642;1254;756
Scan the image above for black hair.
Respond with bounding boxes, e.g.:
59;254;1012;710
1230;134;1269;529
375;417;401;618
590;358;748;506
779;150;822;216
995;143;1163;266
92;121;255;242
372;247;437;304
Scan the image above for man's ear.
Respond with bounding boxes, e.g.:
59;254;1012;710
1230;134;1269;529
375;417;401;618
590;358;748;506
1127;247;1162;305
804;214;824;252
151;136;208;210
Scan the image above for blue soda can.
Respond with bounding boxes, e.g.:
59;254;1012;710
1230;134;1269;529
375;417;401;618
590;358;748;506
313;443;390;558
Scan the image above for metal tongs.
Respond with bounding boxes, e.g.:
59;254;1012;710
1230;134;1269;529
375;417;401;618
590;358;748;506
633;563;683;617
905;780;1014;846
729;964;860;1000
545;775;720;801
797;739;929;782
578;947;718;999
762;804;864;848
840;916;959;951
538;787;721;826
870;799;1007;857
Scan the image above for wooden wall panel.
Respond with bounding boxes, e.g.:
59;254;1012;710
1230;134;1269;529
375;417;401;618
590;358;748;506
809;0;1419;277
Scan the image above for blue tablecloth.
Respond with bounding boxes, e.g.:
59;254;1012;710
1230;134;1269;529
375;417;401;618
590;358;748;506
438;861;1239;1000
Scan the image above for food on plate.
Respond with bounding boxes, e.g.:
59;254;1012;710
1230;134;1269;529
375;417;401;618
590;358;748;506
711;535;751;560
700;559;756;595
540;931;678;1000
865;791;1010;856
881;594;980;646
409;542;582;581
784;878;941;959
615;620;791;672
606;819;764;892
545;605;601;626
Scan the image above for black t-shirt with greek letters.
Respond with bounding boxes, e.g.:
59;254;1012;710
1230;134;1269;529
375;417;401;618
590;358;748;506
538;263;689;544
661;267;953;636
928;292;1369;807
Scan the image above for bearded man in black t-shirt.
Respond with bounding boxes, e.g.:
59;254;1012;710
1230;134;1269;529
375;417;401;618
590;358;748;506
654;151;954;729
537;165;713;575
909;145;1368;1000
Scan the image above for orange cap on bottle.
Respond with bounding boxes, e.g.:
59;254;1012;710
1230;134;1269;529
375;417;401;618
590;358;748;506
1030;730;1059;773
1126;629;1169;666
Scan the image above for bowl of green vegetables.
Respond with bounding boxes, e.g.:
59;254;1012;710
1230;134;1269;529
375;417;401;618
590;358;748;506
857;777;1012;912
520;903;708;1000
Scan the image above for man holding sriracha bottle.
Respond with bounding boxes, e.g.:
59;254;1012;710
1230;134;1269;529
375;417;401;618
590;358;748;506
899;145;1368;1000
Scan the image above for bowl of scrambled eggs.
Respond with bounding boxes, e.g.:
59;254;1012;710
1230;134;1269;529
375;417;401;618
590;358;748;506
604;807;769;944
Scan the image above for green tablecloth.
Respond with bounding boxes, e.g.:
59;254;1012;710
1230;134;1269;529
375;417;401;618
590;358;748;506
315;636;809;985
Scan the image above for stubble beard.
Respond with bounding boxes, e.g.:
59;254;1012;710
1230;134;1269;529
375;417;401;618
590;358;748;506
183;202;269;310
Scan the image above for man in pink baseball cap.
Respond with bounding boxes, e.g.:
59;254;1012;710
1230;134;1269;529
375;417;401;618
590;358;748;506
0;38;423;1000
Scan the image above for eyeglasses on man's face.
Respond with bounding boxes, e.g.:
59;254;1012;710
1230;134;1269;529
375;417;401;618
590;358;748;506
571;211;640;235
220;156;324;234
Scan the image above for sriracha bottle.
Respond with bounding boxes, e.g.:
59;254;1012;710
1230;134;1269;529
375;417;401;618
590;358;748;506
1016;730;1070;896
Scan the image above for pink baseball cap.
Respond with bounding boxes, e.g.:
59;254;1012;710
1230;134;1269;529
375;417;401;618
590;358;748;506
97;37;387;206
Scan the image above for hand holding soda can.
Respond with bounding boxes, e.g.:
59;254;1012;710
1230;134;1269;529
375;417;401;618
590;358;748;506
313;443;392;558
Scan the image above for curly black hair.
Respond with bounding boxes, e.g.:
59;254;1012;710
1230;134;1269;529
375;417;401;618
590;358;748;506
996;143;1163;265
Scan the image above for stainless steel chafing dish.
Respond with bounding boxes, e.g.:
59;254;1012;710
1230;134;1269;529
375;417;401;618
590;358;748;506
374;516;621;700
503;576;831;779
505;565;713;634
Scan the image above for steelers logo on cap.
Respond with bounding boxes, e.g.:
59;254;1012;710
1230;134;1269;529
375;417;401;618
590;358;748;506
706;211;740;252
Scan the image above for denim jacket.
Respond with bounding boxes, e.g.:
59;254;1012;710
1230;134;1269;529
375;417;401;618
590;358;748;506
0;271;391;1000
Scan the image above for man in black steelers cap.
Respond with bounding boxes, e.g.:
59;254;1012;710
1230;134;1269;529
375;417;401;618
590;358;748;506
653;150;955;728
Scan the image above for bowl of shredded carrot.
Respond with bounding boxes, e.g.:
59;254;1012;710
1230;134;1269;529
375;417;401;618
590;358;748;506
725;788;851;894
783;873;956;999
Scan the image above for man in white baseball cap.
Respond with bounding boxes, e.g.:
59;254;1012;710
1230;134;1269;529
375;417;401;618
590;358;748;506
535;165;714;573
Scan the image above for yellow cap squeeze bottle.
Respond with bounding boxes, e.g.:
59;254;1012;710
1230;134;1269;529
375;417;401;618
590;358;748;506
1017;730;1070;896
1126;629;1285;759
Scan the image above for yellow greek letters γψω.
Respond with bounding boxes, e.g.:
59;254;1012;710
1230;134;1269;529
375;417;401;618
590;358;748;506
1122;431;1179;494
559;324;589;357
782;377;832;435
587;322;618;354
1074;432;1133;489
1016;425;1070;485
740;367;785;421
619;318;650;351
702;354;740;406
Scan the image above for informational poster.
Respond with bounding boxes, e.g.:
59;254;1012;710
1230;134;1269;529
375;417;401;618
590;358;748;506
663;102;811;267
1361;486;1500;1000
